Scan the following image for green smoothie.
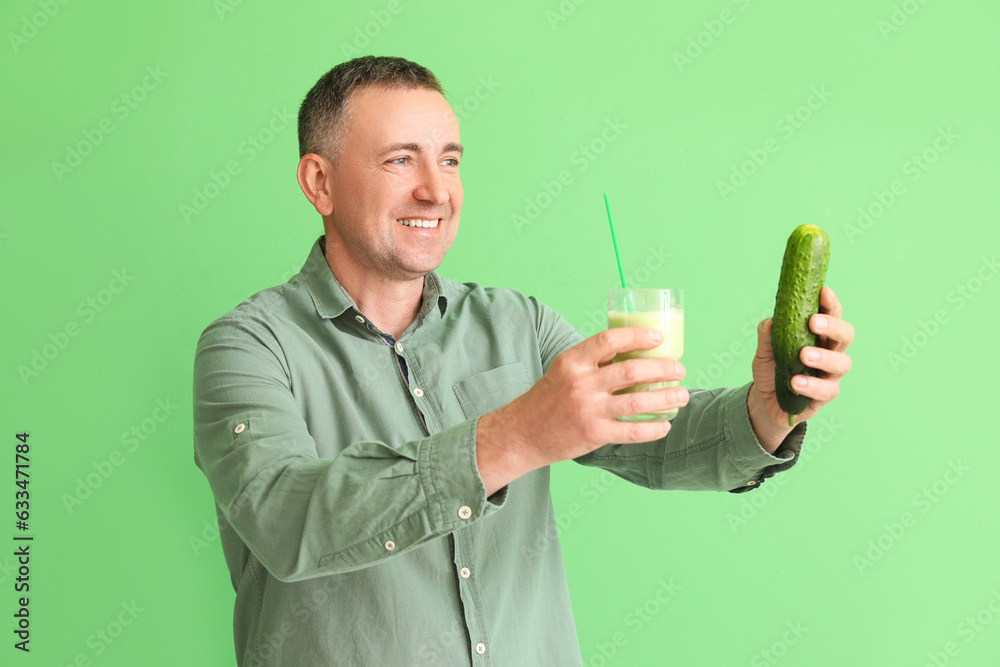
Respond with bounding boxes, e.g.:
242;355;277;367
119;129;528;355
607;308;685;420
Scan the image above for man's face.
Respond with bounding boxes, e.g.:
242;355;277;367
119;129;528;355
323;85;463;282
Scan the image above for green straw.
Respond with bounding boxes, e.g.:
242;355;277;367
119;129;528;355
604;193;628;289
604;193;633;312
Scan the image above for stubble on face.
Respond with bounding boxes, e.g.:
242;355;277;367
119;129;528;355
323;85;463;284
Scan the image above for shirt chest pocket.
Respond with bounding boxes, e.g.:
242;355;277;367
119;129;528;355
453;361;532;420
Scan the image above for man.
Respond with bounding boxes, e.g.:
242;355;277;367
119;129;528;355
192;56;854;666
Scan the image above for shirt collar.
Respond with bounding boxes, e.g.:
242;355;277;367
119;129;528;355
301;235;448;321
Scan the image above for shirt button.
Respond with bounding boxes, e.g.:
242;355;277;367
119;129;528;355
413;387;424;398
395;341;404;353
384;540;396;551
747;480;757;485
234;423;246;434
460;567;471;579
355;314;365;324
475;643;486;655
458;506;472;520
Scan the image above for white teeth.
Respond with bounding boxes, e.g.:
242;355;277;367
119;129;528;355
397;218;439;228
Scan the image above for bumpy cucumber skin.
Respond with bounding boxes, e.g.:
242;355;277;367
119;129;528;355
771;224;831;422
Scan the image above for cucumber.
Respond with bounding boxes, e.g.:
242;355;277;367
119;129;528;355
771;224;831;426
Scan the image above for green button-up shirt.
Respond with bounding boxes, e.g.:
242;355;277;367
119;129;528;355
192;235;805;666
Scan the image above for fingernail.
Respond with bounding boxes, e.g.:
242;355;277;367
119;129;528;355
674;362;685;377
793;376;807;389
651;329;663;341
813;315;827;330
805;348;819;362
677;387;689;404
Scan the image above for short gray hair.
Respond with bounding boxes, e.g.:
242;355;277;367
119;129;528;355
297;56;445;162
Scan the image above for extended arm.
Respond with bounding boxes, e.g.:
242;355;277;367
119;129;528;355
193;317;505;582
475;297;808;494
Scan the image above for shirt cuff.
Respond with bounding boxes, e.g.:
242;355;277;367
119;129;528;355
723;382;806;493
419;418;509;532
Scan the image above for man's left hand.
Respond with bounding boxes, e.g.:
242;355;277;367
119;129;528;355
748;286;855;452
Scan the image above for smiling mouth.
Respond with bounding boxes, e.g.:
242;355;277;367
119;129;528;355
397;218;440;228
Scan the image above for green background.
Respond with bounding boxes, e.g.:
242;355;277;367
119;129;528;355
3;0;998;664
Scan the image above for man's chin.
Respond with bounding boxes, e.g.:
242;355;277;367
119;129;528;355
390;259;444;281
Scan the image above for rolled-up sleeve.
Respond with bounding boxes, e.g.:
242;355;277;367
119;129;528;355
573;382;805;492
192;316;508;583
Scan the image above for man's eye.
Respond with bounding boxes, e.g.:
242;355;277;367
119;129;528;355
390;157;410;165
442;158;459;167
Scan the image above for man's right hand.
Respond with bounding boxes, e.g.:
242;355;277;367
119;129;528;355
475;327;687;496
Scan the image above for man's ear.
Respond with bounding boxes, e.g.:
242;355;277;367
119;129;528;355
296;153;335;216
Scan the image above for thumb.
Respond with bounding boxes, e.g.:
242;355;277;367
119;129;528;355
755;317;774;360
752;317;779;398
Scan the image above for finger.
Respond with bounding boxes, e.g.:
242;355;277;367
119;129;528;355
819;286;843;318
790;374;840;402
810;313;856;352
604;357;685;393
608;385;689;420
800;346;853;378
586;327;666;366
607;418;673;445
754;317;774;360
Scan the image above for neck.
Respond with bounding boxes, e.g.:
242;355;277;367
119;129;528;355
323;247;425;341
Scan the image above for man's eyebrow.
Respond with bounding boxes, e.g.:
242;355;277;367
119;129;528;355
376;142;464;158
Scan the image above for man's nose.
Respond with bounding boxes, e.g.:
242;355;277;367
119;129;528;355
413;163;450;205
